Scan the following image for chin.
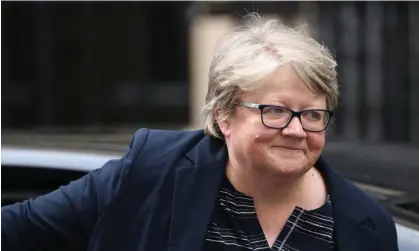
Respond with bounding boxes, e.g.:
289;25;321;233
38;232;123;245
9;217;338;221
276;163;309;176
266;155;310;177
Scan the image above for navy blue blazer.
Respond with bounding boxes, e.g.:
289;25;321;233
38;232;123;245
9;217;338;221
2;128;399;251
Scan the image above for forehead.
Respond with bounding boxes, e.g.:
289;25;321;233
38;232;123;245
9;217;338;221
241;65;326;108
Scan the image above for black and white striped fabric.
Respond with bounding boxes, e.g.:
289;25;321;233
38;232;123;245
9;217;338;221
203;175;335;251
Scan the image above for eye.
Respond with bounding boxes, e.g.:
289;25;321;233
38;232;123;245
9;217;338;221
303;111;323;121
264;106;288;114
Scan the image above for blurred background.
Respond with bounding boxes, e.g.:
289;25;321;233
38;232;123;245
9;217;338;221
1;1;419;246
3;1;419;141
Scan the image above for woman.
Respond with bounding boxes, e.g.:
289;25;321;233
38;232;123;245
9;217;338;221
2;16;398;251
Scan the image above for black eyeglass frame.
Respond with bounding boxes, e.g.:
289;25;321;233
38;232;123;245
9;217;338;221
237;102;334;132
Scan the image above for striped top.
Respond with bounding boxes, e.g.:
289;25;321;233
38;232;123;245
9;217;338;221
202;175;335;251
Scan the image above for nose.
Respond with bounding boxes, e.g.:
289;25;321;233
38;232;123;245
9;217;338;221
281;117;306;138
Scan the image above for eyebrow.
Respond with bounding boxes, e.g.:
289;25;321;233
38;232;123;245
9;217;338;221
264;99;326;110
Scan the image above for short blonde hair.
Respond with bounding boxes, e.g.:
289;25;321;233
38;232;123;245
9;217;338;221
202;15;339;139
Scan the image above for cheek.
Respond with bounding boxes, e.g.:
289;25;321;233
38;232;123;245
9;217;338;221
244;121;277;145
232;110;267;135
231;123;274;154
230;110;279;151
252;130;278;145
306;132;325;155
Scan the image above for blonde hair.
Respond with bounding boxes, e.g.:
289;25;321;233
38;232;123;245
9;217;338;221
202;14;339;139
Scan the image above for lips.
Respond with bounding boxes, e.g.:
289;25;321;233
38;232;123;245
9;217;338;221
276;146;304;151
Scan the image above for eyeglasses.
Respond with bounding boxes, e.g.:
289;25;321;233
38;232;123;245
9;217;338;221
237;102;333;132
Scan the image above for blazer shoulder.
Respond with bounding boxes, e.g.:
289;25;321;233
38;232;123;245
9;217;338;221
340;177;396;229
321;159;394;225
108;128;209;203
129;128;206;157
121;128;207;176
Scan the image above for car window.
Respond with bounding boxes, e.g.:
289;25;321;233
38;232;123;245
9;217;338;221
1;165;87;206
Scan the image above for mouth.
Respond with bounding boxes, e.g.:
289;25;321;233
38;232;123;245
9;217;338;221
275;146;304;152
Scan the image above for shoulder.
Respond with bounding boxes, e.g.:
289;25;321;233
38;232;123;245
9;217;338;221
321;160;398;247
320;157;393;222
340;178;398;248
127;128;207;158
341;178;394;224
120;128;210;177
103;128;211;201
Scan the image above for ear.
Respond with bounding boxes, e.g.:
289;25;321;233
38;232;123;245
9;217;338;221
215;109;232;139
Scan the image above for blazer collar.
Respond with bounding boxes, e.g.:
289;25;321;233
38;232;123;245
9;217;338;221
169;135;379;251
168;135;227;251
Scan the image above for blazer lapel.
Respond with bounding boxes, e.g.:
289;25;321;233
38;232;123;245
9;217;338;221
333;213;378;251
168;136;228;251
316;157;379;251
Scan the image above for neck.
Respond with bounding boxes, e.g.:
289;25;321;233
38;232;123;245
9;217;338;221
225;159;315;207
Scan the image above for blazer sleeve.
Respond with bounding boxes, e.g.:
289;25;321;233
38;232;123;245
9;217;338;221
385;214;400;251
1;128;150;251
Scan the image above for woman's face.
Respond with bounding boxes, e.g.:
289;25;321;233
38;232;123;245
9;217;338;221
219;64;327;177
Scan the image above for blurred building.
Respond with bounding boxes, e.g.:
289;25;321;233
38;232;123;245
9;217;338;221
2;1;419;146
2;2;191;130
